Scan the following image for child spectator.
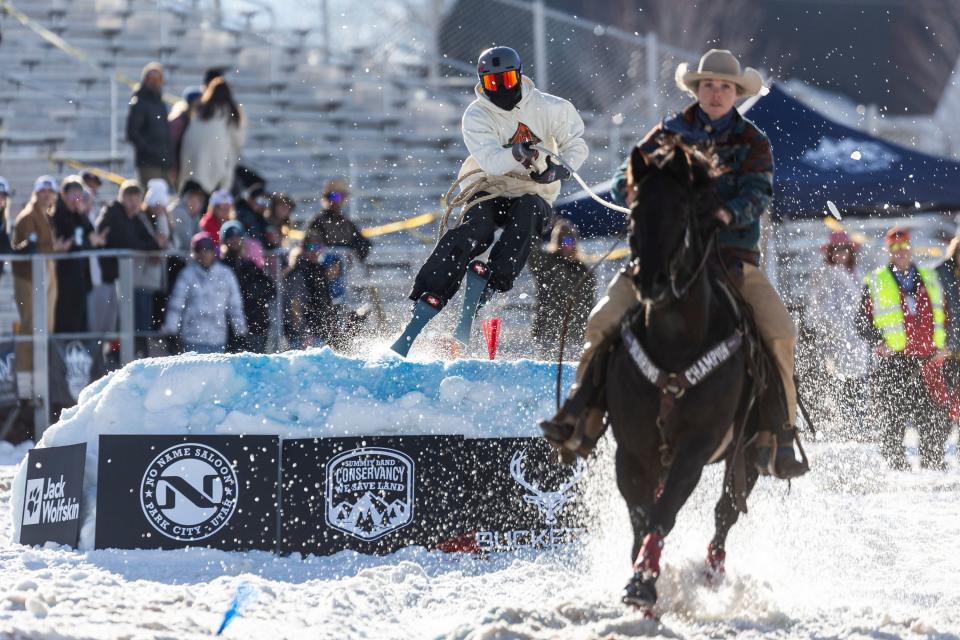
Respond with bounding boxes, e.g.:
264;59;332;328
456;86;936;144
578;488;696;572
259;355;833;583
284;232;338;349
199;189;233;248
220;220;275;353
162;232;246;354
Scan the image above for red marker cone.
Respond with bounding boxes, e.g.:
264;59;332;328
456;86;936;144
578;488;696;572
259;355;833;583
482;317;501;360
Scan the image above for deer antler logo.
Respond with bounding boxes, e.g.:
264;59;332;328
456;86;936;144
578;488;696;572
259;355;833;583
509;450;585;525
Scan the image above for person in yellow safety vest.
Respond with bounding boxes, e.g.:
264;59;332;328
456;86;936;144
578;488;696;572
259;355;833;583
855;226;950;471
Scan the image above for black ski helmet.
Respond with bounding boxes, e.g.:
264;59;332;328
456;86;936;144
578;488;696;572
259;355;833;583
477;46;522;78
477;46;523;111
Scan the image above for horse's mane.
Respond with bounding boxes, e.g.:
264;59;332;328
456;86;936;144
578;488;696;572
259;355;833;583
627;135;722;198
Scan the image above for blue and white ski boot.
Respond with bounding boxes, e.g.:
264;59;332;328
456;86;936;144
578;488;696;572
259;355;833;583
453;260;492;345
390;292;445;357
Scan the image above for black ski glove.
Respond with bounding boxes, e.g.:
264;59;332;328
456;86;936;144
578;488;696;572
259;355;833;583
511;140;539;167
530;157;571;184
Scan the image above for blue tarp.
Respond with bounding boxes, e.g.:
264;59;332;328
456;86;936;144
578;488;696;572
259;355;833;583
555;84;960;234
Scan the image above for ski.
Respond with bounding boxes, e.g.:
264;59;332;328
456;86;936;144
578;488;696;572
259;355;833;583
390;293;445;357
453;260;492;345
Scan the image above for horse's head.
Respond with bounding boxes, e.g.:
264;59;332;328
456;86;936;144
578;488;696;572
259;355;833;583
626;136;720;304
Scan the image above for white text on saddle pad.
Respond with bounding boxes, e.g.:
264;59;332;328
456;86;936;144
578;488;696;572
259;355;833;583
685;341;735;386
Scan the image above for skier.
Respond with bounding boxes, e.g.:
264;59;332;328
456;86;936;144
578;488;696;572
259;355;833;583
391;46;588;356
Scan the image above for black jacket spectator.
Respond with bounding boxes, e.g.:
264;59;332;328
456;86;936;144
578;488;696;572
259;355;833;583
96;200;160;283
306;209;371;262
222;249;276;350
50;193;94;333
284;250;336;348
126;83;175;171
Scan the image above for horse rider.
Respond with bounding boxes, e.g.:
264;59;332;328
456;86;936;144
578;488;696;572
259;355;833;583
393;46;588;353
545;49;808;480
856;226;950;471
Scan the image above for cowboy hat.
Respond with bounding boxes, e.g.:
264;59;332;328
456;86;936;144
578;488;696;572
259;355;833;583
676;49;764;98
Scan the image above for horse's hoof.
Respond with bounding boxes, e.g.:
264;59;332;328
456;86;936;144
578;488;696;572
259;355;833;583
622;574;657;609
704;543;726;587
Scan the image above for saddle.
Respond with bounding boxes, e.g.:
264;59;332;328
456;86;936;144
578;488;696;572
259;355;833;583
543;255;806;485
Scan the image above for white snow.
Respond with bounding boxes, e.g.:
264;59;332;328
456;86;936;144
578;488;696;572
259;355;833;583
2;350;959;638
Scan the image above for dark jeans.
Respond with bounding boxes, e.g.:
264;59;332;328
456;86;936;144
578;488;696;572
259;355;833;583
410;192;550;303
872;356;950;470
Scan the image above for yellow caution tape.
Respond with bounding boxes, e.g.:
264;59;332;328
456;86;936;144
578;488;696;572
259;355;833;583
287;212;437;242
59;159;126;186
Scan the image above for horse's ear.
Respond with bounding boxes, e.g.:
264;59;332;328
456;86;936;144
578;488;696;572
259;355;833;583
627;146;647;198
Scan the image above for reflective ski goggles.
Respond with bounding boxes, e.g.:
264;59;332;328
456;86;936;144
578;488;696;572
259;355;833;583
481;69;520;92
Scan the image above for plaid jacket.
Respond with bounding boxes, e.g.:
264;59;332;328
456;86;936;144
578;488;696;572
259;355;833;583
612;103;774;254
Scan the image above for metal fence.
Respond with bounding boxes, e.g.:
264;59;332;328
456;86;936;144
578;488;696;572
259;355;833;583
1;248;298;437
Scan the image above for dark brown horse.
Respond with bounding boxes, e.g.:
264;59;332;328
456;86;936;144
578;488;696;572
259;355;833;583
584;138;779;609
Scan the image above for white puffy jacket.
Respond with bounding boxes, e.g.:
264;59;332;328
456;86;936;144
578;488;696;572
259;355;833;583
162;261;247;347
458;76;588;205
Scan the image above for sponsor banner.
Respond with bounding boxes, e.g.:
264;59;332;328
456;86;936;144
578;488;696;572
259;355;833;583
49;338;105;407
19;443;86;547
280;436;466;556
463;438;588;552
0;338;17;408
95;435;279;551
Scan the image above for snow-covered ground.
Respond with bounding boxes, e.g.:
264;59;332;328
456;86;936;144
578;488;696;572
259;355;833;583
2;349;959;639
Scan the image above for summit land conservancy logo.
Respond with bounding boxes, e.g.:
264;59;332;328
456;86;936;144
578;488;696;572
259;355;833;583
140;443;238;542
325;448;414;541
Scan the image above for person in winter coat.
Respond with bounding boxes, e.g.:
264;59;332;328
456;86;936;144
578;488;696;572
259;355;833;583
96;180;159;339
178;77;246;194
199;189;234;248
284;232;339;350
49;176;107;333
936;234;960;352
136;179;172;349
396;46;588;355
528;220;596;360
162;232;246;354
305;180;371;262
168;86;203;185
234;183;270;247
856;226;950;470
0;177;13;283
168;179;207;254
803;230;873;440
12;176;71;373
220;220;275;353
126;62;175;187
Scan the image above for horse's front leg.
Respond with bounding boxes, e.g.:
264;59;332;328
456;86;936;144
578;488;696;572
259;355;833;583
623;430;716;608
614;446;659;574
707;454;759;583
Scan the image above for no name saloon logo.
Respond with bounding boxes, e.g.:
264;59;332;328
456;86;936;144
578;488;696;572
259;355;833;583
140;443;238;542
325;447;414;541
22;475;80;526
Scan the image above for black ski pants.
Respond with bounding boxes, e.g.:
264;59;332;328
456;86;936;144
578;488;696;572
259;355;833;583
410;192;551;303
872;355;950;470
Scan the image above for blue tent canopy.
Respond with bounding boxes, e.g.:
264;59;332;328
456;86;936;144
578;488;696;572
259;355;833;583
555;84;960;235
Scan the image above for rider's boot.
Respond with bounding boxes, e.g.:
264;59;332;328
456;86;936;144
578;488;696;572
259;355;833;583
540;340;613;462
755;423;808;480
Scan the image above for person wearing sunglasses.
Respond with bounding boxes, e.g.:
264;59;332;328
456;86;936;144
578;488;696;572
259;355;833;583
856;226;950;471
397;45;588;354
306;179;371;263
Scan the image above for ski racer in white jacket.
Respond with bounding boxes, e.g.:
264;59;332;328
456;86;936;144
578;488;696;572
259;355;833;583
162;232;247;353
407;46;588;309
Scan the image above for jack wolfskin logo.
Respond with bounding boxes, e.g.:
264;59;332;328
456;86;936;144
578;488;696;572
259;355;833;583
325;448;414;541
140;444;238;542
